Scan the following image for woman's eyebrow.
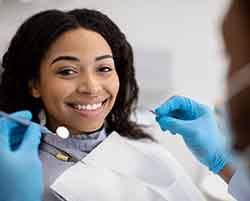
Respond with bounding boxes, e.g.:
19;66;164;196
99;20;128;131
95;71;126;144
51;56;80;65
51;54;113;65
95;54;113;61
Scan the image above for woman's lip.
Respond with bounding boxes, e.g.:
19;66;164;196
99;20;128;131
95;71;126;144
67;99;107;105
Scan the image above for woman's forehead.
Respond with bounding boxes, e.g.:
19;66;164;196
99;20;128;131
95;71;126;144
42;28;113;64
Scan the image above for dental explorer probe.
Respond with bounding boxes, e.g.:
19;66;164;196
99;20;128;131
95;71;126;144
0;111;69;139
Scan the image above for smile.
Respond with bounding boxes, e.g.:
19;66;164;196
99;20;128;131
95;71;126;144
73;102;102;111
67;99;108;113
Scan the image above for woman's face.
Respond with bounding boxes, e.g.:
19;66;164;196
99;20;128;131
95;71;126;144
30;28;120;134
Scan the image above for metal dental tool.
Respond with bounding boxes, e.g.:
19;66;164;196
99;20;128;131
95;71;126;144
138;105;156;115
0;110;69;139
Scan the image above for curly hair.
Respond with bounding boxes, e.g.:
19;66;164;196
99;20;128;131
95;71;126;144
0;9;152;140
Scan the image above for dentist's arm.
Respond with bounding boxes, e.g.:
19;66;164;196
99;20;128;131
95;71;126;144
0;111;43;201
155;96;234;182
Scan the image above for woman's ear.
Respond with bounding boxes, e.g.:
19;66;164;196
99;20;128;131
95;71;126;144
28;79;41;98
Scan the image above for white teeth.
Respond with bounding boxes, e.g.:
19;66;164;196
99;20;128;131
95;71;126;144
74;102;102;111
86;104;92;110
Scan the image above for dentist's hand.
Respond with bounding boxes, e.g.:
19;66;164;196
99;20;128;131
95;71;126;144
0;111;43;201
155;96;229;174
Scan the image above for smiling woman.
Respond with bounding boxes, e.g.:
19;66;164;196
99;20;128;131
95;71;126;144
0;8;206;201
0;9;150;140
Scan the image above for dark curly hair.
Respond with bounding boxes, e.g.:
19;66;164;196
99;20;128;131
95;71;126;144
0;8;152;140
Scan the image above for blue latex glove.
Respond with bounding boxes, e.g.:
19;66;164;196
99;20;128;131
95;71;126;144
0;111;43;201
155;96;229;174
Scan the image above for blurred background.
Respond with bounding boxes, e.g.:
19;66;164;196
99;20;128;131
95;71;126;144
0;0;235;200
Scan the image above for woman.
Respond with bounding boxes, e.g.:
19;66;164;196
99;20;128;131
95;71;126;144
0;9;205;201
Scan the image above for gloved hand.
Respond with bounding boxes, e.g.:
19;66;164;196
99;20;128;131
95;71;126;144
155;96;229;174
0;111;43;201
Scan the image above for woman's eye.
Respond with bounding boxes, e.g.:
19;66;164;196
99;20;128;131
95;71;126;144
57;68;77;76
98;66;113;73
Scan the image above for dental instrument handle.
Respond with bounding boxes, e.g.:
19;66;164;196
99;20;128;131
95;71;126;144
0;111;55;135
139;105;156;115
148;109;156;114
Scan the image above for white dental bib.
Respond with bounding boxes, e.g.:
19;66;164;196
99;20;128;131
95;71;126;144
50;132;206;201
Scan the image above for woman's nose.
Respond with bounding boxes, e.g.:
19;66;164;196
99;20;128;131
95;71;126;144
76;74;101;95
